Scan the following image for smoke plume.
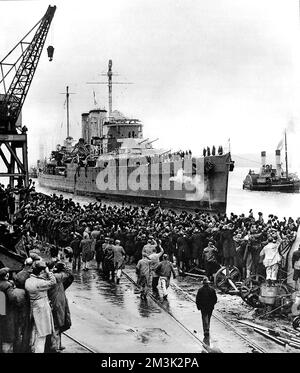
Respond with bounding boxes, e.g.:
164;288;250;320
170;168;205;201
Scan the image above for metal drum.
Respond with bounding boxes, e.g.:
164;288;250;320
259;284;278;305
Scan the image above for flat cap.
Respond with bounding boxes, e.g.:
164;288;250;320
29;252;42;261
54;261;66;272
33;260;46;270
24;258;33;266
0;267;10;279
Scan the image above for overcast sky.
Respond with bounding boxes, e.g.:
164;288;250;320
1;0;300;170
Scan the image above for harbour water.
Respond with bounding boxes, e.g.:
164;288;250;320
34;166;300;220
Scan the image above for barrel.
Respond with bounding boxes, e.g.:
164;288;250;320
291;291;300;316
258;284;277;305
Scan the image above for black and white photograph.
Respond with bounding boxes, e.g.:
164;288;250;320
0;0;300;361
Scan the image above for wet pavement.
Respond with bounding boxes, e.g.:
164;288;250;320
62;261;256;353
64;263;205;353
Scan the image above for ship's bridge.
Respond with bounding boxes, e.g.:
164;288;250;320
96;137;167;166
104;118;143;140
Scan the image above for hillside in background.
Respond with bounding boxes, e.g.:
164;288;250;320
232;153;261;168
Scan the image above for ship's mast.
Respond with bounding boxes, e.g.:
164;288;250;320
285;129;288;178
108;60;113;118
86;60;132;118
60;85;75;138
66;85;70;138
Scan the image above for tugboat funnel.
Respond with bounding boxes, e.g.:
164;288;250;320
261;151;266;166
275;149;281;176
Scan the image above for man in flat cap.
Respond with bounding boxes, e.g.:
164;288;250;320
47;262;74;352
25;261;56;353
14;258;33;289
196;277;217;346
70;233;82;271
0;267;15;353
136;253;151;300
102;239;115;281
112;240;126;284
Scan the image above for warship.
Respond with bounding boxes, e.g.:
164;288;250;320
243;133;300;192
38;61;234;213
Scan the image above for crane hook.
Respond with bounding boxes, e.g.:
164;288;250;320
47;45;54;61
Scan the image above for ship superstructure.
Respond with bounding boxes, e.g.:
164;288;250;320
38;61;234;213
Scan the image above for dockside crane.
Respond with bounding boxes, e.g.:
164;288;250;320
0;5;56;188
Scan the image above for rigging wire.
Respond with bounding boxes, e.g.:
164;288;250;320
232;154;261;165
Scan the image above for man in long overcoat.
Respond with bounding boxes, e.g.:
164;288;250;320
102;239;115;281
25;261;56;353
0;267;16;353
80;234;94;270
112;240;126;284
196;277;217;345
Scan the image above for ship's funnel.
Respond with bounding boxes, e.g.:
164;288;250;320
261;151;266;166
275;149;281;176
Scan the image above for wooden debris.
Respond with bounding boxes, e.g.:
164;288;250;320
277;336;300;349
237;319;300;348
253;328;286;346
236;320;268;332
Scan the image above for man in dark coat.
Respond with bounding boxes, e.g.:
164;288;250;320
292;245;300;291
195;277;217;345
14;258;33;289
0;267;16;353
220;224;236;275
0;267;31;353
102;239;115;281
70;233;82;270
190;229;204;266
95;235;105;270
176;233;190;272
47;262;74;352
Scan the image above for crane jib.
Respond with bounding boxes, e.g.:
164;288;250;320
0;5;56;133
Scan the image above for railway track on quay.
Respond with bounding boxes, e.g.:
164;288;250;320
169;282;268;353
62;332;97;353
121;270;210;353
122;269;270;353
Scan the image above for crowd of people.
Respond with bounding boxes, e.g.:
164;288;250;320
18;194;299;282
0;188;299;352
0;179;35;223
0;254;73;353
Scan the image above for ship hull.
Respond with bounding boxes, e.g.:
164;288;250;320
243;173;300;193
243;182;300;193
38;153;232;213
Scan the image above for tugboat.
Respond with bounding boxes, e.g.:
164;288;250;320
28;166;38;179
243;132;300;192
38;61;235;213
